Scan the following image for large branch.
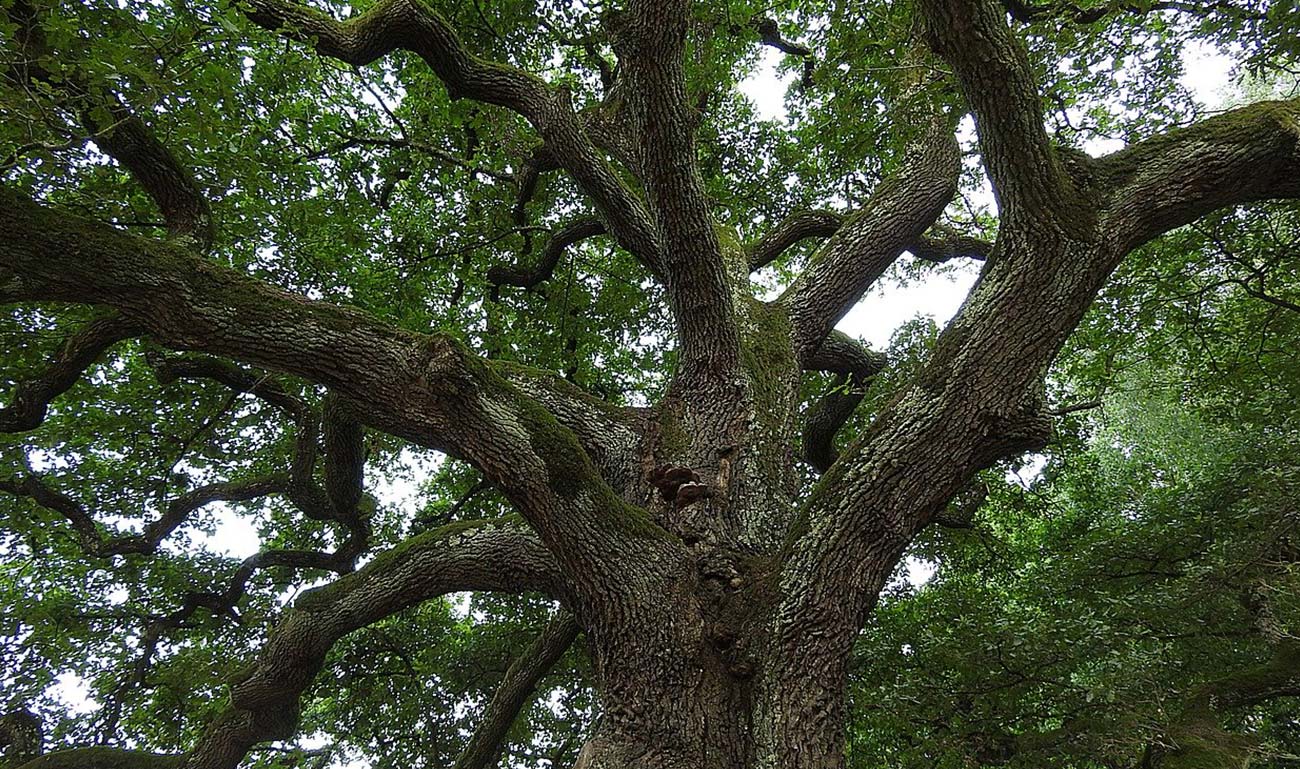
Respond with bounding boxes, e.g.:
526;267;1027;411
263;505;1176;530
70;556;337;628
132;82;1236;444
1097;99;1300;253
762;96;1300;769
494;362;646;496
184;518;562;769
783;120;961;363
2;190;684;610
243;0;664;274
919;0;1080;220
18;519;560;769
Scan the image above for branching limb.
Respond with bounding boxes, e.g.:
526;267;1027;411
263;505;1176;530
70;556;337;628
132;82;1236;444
150;353;372;544
453;611;582;769
487;218;606;289
243;0;664;273
1097;99;1300;253
2;189;681;611
182;517;563;769
0;314;140;433
0;465;285;558
149;354;308;418
784;119;961;363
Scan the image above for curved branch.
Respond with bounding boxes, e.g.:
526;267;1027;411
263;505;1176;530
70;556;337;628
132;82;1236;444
487;218;606;288
800;333;888;474
0;468;286;558
453;611;582;769
1097;99;1300;253
149;354;307;416
748;209;843;272
784;120;961;363
0;314;140;433
1;189;681;610
182;517;564;769
243;0;664;273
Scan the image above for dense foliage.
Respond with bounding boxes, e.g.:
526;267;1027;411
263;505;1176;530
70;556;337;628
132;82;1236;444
1;0;1298;767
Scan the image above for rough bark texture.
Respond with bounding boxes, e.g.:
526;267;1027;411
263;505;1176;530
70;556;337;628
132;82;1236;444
4;0;1300;767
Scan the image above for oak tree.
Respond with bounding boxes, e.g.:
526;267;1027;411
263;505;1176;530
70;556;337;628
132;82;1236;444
2;0;1298;766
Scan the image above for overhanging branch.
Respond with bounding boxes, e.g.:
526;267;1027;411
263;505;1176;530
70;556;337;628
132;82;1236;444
2;189;679;618
1097;98;1300;253
181;518;564;769
6;0;213;247
748;209;843;272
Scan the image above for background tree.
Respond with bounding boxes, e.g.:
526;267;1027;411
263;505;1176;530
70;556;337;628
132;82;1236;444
1;0;1298;767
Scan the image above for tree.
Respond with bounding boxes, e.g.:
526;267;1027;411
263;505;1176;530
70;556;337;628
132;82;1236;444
1;0;1298;766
